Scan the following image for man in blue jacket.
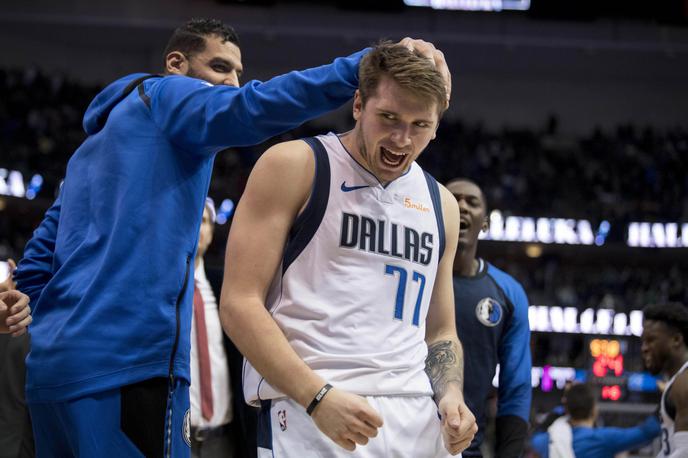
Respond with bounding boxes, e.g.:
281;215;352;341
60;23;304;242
13;18;450;457
446;178;532;457
531;383;660;458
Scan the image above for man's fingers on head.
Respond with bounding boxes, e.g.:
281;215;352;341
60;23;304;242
398;37;414;51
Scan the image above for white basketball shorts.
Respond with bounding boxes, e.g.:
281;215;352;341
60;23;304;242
256;395;458;458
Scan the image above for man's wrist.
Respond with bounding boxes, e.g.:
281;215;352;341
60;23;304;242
436;380;463;402
295;375;329;409
306;383;333;416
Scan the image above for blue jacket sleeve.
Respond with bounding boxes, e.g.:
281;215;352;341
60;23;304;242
600;415;661;455
531;432;549;458
13;193;61;304
147;49;368;156
496;273;532;422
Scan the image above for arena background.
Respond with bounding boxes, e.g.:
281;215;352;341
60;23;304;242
1;0;687;456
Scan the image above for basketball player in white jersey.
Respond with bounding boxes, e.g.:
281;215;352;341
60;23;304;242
219;42;476;456
641;303;688;458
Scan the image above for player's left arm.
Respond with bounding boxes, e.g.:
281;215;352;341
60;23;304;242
494;272;533;457
668;371;688;457
425;184;477;456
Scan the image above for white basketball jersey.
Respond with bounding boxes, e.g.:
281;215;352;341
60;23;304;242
244;132;446;406
659;361;688;457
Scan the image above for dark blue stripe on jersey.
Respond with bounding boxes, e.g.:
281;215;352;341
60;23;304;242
282;137;331;273
423;171;445;261
257;400;273;450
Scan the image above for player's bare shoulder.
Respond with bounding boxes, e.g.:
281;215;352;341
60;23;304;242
247;139;316;212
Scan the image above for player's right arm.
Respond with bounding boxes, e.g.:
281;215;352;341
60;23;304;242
219;140;383;452
667;371;688;457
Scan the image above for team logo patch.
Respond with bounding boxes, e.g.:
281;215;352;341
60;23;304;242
278;409;287;431
183;409;191;447
475;297;503;327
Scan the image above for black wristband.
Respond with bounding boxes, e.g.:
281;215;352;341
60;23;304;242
306;383;333;416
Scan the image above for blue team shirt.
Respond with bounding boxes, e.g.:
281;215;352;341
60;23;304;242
453;260;532;452
14;50;367;403
531;416;661;458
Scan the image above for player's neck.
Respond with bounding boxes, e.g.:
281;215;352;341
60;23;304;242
454;246;479;277
569;417;595;428
666;351;688;378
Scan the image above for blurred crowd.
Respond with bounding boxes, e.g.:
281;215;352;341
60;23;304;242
1;66;686;314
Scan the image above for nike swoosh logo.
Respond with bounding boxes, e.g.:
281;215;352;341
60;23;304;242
341;181;370;192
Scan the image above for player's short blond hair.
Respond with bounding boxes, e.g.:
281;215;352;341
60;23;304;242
358;41;447;117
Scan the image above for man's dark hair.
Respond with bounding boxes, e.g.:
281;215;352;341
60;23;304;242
643;303;688;346
445;178;489;214
163;18;239;65
565;383;595;420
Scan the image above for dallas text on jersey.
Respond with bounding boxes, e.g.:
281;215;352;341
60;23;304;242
339;212;434;266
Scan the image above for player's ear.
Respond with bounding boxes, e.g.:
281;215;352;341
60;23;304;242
481;216;489;233
352;90;363;121
166;51;189;76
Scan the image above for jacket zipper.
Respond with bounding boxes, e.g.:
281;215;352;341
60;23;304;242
166;255;191;456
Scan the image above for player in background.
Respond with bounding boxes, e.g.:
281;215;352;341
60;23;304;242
446;178;531;457
220;42;475;456
642;302;688;458
531;383;660;458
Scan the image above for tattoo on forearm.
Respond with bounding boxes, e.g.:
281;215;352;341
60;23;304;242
425;340;463;402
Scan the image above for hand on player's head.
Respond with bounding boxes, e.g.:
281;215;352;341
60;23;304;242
438;395;477;455
397;37;451;108
310;388;383;451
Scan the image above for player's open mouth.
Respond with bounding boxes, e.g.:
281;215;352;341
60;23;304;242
380;146;406;167
460;218;471;231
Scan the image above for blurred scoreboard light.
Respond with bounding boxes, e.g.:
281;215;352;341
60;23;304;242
215;199;236;225
403;0;530;11
479;210;608;246
529;305;643;336
588;337;628;401
627;222;688;248
0;168;44;199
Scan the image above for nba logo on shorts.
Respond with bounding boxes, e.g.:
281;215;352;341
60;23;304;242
278;409;287;431
475;297;503;327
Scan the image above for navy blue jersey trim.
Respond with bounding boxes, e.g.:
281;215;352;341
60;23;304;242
257;399;273;450
423;171;445;262
282;137;331;273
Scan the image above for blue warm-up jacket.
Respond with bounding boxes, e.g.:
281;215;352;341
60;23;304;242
14;49;366;403
531;415;661;458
